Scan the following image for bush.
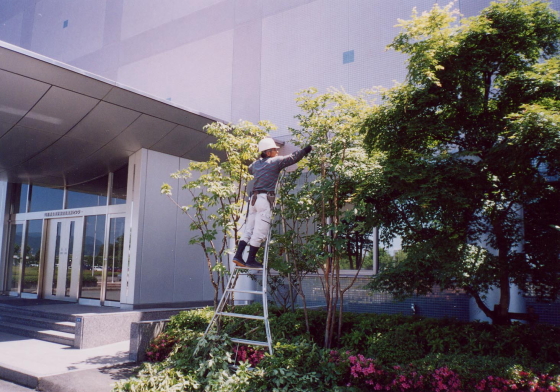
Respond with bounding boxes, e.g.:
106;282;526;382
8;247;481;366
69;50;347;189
165;306;214;336
163;305;560;364
119;307;560;392
233;345;266;367
249;340;330;391
145;332;178;362
336;312;560;364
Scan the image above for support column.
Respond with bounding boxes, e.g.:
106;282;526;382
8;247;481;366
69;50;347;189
0;180;10;292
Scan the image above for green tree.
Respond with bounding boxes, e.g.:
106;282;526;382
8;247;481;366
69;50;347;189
278;88;381;346
361;0;560;324
162;121;269;306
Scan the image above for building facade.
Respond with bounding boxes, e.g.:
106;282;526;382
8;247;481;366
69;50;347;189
0;0;558;312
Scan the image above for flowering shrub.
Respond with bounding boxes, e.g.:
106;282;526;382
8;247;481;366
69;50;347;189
391;365;427;391
431;366;462;392
233;345;266;367
123;307;560;392
123;333;560;392
325;350;560;392
145;332;179;362
505;366;560;392
329;350;393;389
471;365;560;392
475;375;515;391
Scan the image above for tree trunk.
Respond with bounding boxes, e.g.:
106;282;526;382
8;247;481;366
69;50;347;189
494;216;512;325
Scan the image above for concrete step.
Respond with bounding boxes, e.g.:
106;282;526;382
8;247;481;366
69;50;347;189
0;321;75;346
0;304;76;323
0;313;75;334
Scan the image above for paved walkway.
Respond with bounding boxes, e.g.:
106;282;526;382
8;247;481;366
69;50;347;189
0;379;34;391
0;331;137;391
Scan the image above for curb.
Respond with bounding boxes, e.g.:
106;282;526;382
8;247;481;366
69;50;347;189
0;362;139;392
0;365;39;389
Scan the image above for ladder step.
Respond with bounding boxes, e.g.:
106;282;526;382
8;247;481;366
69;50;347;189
231;338;270;347
218;312;265;320
234;265;263;270
226;289;263;295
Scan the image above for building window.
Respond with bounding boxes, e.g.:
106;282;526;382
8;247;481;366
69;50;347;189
22;220;43;294
105;217;125;302
66;175;109;209
343;50;355;64
8;224;24;292
339;227;376;272
80;215;106;300
110;165;128;205
378;235;405;273
11;165;127;213
29;184;64;212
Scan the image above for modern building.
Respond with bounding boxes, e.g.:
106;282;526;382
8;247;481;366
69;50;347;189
0;0;558;314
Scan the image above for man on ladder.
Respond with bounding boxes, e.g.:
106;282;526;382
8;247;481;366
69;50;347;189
197;137;313;356
233;137;313;268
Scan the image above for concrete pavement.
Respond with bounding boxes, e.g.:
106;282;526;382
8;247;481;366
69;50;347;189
0;379;34;391
0;331;137;391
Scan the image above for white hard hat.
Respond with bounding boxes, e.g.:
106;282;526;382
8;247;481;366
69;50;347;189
258;137;279;152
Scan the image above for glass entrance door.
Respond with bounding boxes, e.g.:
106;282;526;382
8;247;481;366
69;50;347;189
79;214;125;305
42;217;84;301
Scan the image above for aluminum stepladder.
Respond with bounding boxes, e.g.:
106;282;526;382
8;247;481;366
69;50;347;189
198;174;285;356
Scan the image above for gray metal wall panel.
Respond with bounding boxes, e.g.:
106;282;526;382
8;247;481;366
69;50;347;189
173;157;208;303
30;0;106;63
231;18;262;124
137;150;180;305
128;149;148;305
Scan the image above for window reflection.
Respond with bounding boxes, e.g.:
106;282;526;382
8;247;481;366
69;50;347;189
379;235;406;272
105;217;125;302
52;222;61;296
110;165;128;205
80;215;106;300
8;224;23;292
22;220;43;294
66;175;108;209
10;166;127;214
339;228;375;271
29;184;64;212
65;221;75;297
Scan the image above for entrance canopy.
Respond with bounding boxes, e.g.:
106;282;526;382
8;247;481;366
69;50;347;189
0;41;220;187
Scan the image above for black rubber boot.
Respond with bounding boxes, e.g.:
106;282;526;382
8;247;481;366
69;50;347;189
245;246;262;269
233;240;248;267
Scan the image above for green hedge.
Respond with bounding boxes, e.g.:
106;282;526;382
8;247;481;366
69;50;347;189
166;304;560;364
114;305;560;392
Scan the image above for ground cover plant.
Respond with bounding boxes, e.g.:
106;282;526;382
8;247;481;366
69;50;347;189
114;305;560;392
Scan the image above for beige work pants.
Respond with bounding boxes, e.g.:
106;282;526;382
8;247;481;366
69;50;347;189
241;194;272;247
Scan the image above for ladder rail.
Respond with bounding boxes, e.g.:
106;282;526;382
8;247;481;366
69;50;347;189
201;268;241;339
261;223;273;354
